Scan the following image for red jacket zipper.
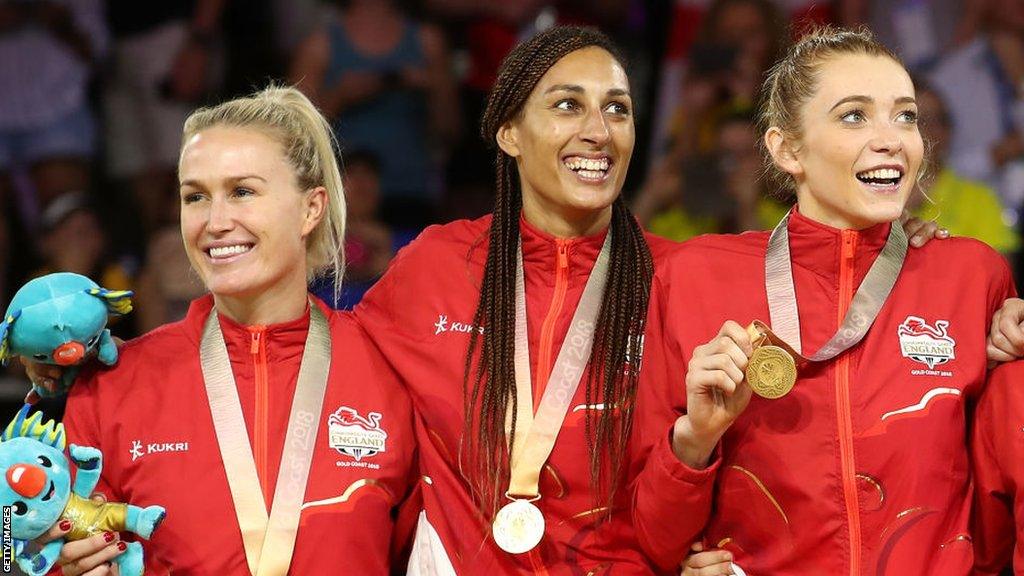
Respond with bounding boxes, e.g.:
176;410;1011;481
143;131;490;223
533;240;571;407
250;327;270;510
836;230;861;575
526;240;570;575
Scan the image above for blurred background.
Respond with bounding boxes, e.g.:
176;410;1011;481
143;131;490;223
0;0;1021;393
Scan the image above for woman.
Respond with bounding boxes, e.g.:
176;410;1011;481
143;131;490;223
635;27;1016;575
34;87;415;574
353;26;708;574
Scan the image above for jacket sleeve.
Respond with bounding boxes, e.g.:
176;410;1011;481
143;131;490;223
63;368;121;503
971;361;1024;574
628;268;719;571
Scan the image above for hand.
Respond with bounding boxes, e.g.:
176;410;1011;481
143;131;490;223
20;357;64;404
35;524;124;576
673;321;754;468
682;542;735;576
900;212;948;247
19;336;123;403
988;298;1024;363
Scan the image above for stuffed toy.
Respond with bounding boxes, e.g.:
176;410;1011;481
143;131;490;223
0;272;132;398
0;405;165;576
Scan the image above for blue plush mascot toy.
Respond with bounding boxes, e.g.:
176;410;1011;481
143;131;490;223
0;405;165;575
0;272;132;398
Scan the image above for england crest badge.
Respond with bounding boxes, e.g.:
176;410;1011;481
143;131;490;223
328;406;387;461
897;316;956;369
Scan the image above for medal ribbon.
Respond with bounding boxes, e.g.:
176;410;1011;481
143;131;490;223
764;210;908;360
200;302;331;576
507;233;611;498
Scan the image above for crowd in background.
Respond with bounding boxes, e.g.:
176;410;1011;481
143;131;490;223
1;0;1022;393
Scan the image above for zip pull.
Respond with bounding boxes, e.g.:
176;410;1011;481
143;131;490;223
841;230;857;261
556;242;569;271
250;330;261;355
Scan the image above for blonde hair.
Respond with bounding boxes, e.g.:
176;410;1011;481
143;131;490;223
758;26;906;198
182;85;346;302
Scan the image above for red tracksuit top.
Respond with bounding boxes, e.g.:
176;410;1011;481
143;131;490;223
972;360;1024;574
634;210;1015;575
63;295;416;574
355;215;716;574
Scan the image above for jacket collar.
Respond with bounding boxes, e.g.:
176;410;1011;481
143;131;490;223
519;214;608;281
184;294;311;364
787;208;893;284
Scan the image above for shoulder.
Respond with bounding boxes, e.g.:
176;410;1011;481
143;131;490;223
643;231;680;265
664;231;768;272
388;215;490;275
911;236;1011;281
73;315;195;400
325;312;411;408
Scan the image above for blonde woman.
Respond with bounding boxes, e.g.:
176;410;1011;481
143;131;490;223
33;87;414;575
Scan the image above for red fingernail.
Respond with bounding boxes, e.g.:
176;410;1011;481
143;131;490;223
117;542;127;552
58;520;71;531
103;531;115;543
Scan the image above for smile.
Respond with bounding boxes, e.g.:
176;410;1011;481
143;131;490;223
41;481;54;502
855;167;903;192
563;155;612;183
206;244;253;260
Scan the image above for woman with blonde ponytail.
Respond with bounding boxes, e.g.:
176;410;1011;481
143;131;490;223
28;86;415;575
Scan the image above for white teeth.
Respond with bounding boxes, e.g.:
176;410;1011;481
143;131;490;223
564;157;610;172
858;168;902;180
577;169;604;180
209;245;251;258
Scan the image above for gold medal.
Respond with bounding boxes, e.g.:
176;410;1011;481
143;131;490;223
492;499;545;554
746;345;797;399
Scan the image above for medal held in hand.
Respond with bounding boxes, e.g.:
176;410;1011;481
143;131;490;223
492;498;546;554
745;321;798;399
745;211;909;400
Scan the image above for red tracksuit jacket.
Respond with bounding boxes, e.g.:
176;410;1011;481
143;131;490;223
355;215;716;574
634;210;1014;575
63;295;416;574
972;360;1024;574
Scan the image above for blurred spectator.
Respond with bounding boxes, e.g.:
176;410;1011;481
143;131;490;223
909;82;1020;255
927;0;1024;215
864;0;965;70
655;0;786;169
33;191;134;292
634;110;787;241
290;0;460;230
0;0;106;211
649;0;846;163
30;191;139;342
310;150;396;309
133;192;206;333
103;0;226;237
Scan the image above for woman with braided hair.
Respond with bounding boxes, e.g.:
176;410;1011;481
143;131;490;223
354;25;713;573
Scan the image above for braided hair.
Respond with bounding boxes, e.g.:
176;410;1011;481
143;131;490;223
464;26;654;515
